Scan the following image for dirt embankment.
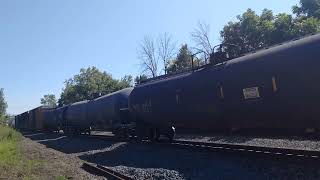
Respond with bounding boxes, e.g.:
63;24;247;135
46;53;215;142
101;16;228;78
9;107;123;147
0;128;103;180
20;137;101;180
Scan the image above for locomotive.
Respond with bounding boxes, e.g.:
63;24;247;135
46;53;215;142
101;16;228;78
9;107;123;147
15;33;320;141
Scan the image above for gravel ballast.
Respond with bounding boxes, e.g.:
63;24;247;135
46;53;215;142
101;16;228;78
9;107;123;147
23;132;320;180
175;133;320;151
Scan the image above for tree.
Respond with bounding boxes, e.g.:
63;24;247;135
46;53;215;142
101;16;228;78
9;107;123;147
220;9;269;57
167;44;193;73
220;6;320;57
291;0;320;37
0;88;7;122
158;33;176;74
58;66;132;106
138;36;158;78
134;74;148;84
118;75;133;89
293;0;320;18
40;94;57;107
138;33;176;77
191;21;214;61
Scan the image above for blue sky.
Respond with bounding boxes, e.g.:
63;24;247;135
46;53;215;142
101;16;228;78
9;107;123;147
0;0;298;114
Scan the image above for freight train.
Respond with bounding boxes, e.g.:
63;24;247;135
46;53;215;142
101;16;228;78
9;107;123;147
15;33;320;141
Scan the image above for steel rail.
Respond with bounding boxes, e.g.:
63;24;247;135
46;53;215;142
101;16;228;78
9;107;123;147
82;162;134;180
168;140;320;159
77;133;320;159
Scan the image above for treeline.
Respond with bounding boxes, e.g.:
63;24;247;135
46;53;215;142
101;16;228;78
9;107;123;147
0;88;8;124
39;0;320;107
139;0;320;78
41;67;134;107
221;1;320;57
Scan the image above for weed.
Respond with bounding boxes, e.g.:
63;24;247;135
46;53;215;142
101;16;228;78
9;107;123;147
56;175;68;180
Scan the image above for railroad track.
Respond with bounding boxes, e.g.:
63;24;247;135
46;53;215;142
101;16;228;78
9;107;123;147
76;133;320;159
167;140;320;159
82;162;134;180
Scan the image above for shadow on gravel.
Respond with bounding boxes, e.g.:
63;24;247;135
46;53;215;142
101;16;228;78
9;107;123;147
78;142;320;180
21;132;320;179
22;132;115;154
208;135;254;143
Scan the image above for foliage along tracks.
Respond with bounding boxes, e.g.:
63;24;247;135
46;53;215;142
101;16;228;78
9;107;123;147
82;162;134;180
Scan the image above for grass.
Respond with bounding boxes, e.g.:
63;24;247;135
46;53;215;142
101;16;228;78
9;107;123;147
0;125;21;168
0;125;45;179
0;126;70;179
55;175;68;180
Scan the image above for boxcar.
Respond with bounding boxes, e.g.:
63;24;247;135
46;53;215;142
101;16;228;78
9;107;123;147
20;111;30;130
28;106;47;131
14;115;20;130
28;109;36;130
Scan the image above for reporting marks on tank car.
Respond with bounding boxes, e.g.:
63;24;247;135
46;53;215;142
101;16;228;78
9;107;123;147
243;87;260;100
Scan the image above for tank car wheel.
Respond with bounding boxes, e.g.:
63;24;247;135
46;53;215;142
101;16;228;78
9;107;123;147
154;128;160;141
87;127;92;135
166;126;175;142
73;129;78;136
114;129;124;140
136;132;143;142
63;128;68;135
67;128;72;135
149;128;160;142
114;129;121;139
136;126;145;142
123;129;129;139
